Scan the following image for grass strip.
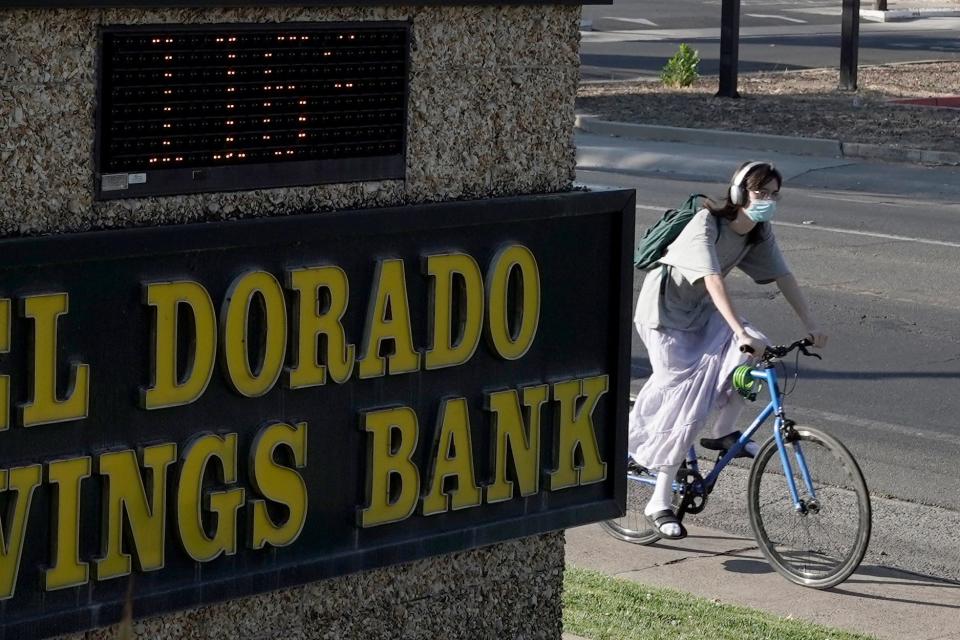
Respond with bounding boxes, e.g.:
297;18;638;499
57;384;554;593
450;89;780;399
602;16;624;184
563;565;875;640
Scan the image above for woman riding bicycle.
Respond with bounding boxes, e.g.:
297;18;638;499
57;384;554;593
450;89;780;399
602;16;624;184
629;161;828;540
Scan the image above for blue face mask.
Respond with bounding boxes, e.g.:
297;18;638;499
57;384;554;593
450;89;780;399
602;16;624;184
745;200;777;223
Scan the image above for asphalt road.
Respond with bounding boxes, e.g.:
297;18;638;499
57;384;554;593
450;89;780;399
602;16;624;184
576;133;960;516
580;0;960;79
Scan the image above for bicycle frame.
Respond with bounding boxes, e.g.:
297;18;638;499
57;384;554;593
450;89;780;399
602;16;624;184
631;364;818;514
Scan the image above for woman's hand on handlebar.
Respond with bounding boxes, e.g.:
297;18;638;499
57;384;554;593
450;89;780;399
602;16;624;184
736;331;766;356
807;330;828;349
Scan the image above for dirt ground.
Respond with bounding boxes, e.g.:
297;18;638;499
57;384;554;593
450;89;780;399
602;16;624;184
576;61;960;151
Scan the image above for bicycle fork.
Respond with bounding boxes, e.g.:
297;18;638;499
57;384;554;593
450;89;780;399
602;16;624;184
774;417;819;514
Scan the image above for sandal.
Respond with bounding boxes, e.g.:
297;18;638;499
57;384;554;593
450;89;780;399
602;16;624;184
646;509;687;540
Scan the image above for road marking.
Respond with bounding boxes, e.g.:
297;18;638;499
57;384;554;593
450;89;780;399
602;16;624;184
745;13;808;23
603;17;659;27
773;221;960;248
792;406;960;448
634;205;960;249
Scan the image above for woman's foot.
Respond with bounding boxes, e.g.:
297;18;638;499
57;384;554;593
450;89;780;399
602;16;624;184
645;509;687;540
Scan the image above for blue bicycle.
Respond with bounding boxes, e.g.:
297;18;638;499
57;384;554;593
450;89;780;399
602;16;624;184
602;338;872;589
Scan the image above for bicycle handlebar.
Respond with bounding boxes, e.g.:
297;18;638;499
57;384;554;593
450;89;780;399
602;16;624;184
739;337;822;361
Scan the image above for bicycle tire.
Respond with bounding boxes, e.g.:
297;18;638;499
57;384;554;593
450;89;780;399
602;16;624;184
600;465;666;545
748;426;871;589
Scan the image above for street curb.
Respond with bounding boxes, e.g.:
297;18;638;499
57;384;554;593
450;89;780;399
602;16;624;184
575;114;960;166
861;7;960;21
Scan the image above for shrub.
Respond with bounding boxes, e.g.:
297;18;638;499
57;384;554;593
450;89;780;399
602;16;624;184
661;43;700;88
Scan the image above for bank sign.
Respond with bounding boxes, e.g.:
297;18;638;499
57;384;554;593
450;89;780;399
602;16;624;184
0;190;633;637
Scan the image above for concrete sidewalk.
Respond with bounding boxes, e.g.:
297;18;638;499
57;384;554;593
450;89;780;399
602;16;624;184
565;522;960;640
575;115;960;167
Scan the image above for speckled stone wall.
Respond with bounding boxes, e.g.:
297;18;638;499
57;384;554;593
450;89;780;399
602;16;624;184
66;532;565;640
0;5;580;235
3;5;579;640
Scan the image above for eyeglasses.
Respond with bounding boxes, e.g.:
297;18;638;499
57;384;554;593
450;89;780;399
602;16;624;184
749;189;781;201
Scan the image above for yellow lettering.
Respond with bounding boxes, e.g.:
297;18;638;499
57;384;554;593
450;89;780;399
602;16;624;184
0;299;8;431
549;376;609;490
95;444;176;580
142;281;217;410
177;433;245;562
485;385;549;503
45;457;91;590
222;271;287;398
424;253;484;370
360;407;419;527
358;259;420;379
486;245;540;361
287;266;355;387
423;397;481;516
21;293;90;427
248;422;308;550
0;465;42;600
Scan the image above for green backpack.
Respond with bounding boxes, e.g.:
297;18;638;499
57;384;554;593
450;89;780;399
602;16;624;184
633;193;709;270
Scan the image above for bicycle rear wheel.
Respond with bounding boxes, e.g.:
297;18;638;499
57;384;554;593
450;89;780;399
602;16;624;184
748;426;871;589
600;464;665;544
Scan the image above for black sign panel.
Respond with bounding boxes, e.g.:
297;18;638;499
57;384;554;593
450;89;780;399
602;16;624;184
0;190;633;638
96;23;409;199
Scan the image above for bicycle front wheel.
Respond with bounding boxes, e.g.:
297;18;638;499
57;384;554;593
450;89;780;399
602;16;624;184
748;426;871;589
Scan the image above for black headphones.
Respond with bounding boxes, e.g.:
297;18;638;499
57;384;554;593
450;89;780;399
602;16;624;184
728;161;774;206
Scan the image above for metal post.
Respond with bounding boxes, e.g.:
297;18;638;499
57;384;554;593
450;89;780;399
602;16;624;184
839;0;860;91
716;0;741;98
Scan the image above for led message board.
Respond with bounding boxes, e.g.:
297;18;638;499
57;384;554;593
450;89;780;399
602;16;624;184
0;189;633;638
96;23;409;199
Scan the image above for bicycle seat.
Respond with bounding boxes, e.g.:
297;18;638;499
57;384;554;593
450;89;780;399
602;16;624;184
699;431;752;458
